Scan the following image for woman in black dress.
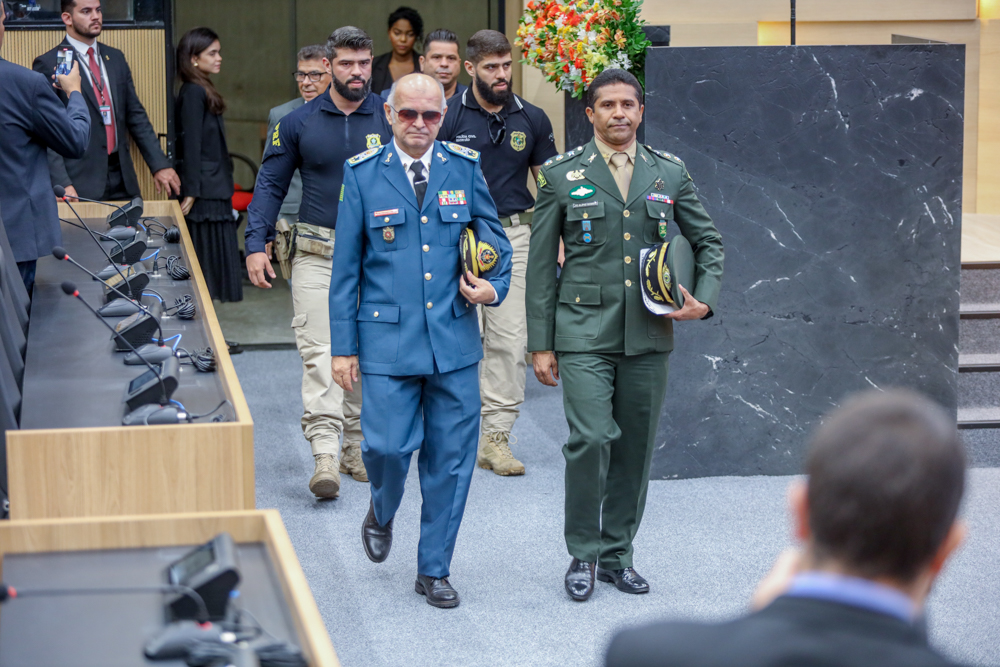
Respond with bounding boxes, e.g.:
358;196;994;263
175;27;242;302
370;7;423;95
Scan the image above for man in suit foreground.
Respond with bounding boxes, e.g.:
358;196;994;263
606;389;967;667
329;73;512;608
0;7;90;293
32;0;179;201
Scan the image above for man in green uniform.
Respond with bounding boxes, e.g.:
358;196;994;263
526;69;724;602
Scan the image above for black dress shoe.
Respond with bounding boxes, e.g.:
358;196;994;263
565;558;596;601
596;566;650;594
415;574;460;608
362;499;393;563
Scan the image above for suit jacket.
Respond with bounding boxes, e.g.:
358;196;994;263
32;38;171;200
605;596;964;667
526;138;724;355
0;58;90;262
175;82;233;201
264;96;306;217
370;51;422;100
329;140;513;376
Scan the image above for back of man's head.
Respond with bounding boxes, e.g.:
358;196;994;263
806;389;965;583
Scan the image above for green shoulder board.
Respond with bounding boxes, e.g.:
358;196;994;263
645;145;684;166
544;145;585;167
347;145;386;167
444;142;480;160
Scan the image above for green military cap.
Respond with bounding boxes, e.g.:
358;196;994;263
460;221;500;279
640;235;695;314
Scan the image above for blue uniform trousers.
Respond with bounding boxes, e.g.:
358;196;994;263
361;362;480;578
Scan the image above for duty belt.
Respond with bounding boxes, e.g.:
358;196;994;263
499;211;533;228
291;222;335;258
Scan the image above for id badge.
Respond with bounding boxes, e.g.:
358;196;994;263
99;105;113;126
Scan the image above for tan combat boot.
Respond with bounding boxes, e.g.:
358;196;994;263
309;453;341;498
340;441;369;482
477;431;525;476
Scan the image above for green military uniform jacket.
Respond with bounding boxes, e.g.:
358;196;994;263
526;137;724;355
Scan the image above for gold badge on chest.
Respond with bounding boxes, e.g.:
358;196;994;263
383;226;395;243
566;170;586;181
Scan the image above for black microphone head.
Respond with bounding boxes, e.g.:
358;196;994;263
52;246;68;260
54;185;66;198
61;281;78;296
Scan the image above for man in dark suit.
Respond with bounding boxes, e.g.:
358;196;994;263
0;6;90;293
605;389;968;667
32;0;179;201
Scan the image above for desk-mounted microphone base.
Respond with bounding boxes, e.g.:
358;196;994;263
125;343;175;365
122;404;187;426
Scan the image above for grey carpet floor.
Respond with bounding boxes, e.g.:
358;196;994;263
233;350;1000;667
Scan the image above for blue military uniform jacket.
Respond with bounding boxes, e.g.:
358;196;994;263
329;140;513;376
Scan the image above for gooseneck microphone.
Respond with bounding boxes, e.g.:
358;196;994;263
53;184;142;227
55;185;137;291
61;281;179;415
0;582;210;624
52;246;164;345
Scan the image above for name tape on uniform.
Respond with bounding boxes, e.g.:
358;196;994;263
374;208;399;217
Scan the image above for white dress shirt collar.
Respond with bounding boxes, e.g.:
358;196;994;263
394;139;435;187
65;33;99;58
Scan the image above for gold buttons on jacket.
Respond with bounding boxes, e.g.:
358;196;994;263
427;302;433;309
575;297;581;303
583;213;589;219
624;256;632;264
421;216;428;223
625;280;632;287
623;210;631;218
384;217;390;222
425;273;432;280
623;233;631;240
452;213;459;219
374;311;379;317
422;244;430;252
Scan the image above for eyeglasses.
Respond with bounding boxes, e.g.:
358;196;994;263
391;107;443;125
293;71;327;82
487;112;506;145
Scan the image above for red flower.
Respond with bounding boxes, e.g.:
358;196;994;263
563;63;570;73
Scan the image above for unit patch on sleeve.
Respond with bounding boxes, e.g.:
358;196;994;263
339;184;345;201
536;170;548;188
271;122;281;147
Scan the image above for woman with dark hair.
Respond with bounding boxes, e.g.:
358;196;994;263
370;6;423;95
175;27;241;302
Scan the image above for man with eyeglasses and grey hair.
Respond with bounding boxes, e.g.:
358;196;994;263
246;27;392;500
260;44;332;225
329;72;512;608
438;29;558;477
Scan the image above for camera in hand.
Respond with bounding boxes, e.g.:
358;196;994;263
56;48;73;76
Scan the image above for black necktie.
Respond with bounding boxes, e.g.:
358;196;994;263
410;160;427;208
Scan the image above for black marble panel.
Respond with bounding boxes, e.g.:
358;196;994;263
644;45;964;478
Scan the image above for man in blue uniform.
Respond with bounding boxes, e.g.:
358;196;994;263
329;73;512;608
246;27;392;499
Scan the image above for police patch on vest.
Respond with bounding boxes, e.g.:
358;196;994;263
569;185;596;200
366;134;382;149
510;131;526;152
272;122;280;147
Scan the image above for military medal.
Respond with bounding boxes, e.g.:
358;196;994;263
658;221;668;239
437;190;467;206
647;193;672;203
383;226;395;243
654;178;665;191
566;170;586;181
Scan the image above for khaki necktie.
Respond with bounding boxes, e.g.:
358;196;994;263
610;152;631;199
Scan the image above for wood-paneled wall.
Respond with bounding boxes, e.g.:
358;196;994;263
1;29;169;200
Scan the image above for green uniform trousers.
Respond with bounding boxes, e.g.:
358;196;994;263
558;350;670;569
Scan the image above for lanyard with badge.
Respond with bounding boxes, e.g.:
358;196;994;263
87;49;114;126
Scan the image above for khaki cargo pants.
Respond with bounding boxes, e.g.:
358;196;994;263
288;225;363;456
479;215;531;433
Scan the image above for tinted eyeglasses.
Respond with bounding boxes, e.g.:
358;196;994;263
487;112;506;145
391;107;443;125
294;71;327;82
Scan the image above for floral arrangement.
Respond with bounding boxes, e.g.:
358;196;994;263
516;0;652;99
